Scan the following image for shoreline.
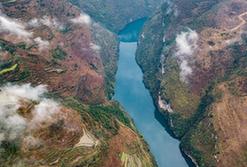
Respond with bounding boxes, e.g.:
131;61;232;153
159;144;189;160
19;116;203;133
135;54;198;167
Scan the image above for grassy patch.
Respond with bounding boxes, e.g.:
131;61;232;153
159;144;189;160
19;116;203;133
0;40;16;54
0;64;18;75
52;47;67;60
181;117;217;167
64;98;132;136
161;57;200;117
0;141;20;163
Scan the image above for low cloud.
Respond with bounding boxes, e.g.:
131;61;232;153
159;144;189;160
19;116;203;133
22;135;42;150
1;83;47;101
0;14;32;39
180;60;193;82
34;37;49;51
0;84;60;144
176;29;198;55
30;99;60;129
27;18;40;28
28;16;64;30
90;43;101;52
70;13;91;25
175;28;198;83
40;16;64;30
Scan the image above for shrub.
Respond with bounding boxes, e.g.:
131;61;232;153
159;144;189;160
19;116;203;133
52;47;67;60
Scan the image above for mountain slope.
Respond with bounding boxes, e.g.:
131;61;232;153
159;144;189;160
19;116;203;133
69;0;164;32
0;0;156;166
136;0;247;166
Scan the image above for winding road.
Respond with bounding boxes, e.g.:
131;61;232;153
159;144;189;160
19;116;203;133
229;12;247;32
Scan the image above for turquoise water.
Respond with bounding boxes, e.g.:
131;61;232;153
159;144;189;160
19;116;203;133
114;20;189;167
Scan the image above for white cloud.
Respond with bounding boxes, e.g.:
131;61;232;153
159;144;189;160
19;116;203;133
28;16;64;30
0;84;60;144
175;28;198;83
90;43;101;52
1;83;47;101
22;135;42;150
180;60;192;82
176;29;198;55
27;18;40;28
6;114;27;141
0;14;32;39
70;13;91;25
34;37;49;51
40;16;63;29
0;84;29;143
40;16;53;27
30;99;60;129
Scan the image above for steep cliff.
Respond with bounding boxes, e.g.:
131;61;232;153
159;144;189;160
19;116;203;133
69;0;164;32
137;0;247;166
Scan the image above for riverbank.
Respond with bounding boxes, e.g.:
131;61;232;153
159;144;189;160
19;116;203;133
114;19;189;167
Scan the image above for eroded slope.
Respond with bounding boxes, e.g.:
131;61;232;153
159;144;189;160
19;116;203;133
137;0;247;166
0;0;156;166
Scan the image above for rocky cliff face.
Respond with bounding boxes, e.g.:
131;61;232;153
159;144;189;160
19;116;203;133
137;0;247;166
0;0;156;166
69;0;164;32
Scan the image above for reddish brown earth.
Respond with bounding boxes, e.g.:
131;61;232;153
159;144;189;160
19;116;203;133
212;82;247;167
166;0;247;166
0;0;156;167
1;0;105;104
137;0;247;166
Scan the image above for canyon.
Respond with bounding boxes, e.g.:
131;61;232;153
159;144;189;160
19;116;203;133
1;0;247;166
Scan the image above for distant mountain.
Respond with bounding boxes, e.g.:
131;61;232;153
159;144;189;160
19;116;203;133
136;0;247;166
69;0;164;32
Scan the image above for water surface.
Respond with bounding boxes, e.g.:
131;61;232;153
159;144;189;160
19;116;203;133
114;20;189;167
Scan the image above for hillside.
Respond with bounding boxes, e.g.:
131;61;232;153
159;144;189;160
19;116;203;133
0;0;156;166
136;0;247;166
69;0;163;32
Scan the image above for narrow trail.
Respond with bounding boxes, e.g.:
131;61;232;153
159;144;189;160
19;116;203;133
229;12;247;32
203;11;247;52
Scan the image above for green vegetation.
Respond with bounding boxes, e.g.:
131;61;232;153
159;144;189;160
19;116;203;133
16;68;31;81
120;143;155;167
88;105;120;135
64;98;132;136
161;57;200;116
228;40;247;77
0;141;20;166
0;60;13;70
0;40;16;54
60;26;71;34
2;0;17;4
0;141;20;163
0;60;31;84
178;38;247;166
52;46;67;60
44;147;102;167
136;6;169;95
104;69;117;99
167;83;215;138
91;25;119;99
176;84;218;167
0;40;31;84
89;103;132;128
136;1;239;166
70;0;162;32
16;42;27;50
181;117;217;167
0;64;18;75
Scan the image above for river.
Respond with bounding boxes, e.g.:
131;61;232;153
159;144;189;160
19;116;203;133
114;19;189;167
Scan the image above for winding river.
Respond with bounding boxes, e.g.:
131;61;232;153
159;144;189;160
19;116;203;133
114;19;189;167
